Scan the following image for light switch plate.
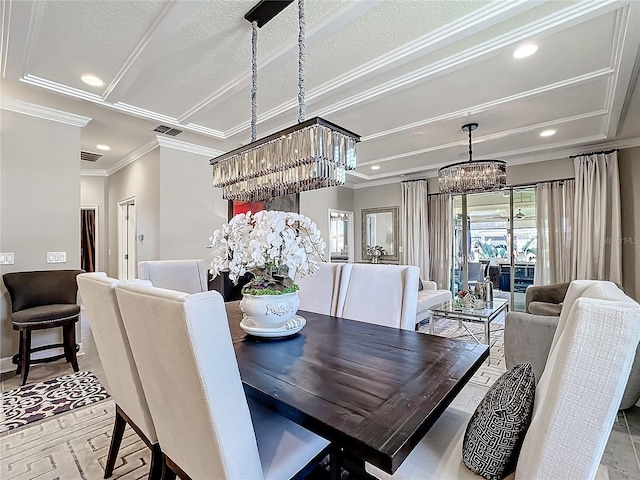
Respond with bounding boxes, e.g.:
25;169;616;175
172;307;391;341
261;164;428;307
47;252;67;263
0;253;15;264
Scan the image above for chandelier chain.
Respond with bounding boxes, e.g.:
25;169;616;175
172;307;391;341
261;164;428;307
251;20;258;142
298;0;306;123
468;127;473;162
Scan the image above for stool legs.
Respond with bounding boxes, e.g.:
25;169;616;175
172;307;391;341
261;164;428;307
63;323;79;372
18;330;31;386
14;320;79;386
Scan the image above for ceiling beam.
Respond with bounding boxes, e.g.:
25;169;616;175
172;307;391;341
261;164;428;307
103;0;206;102
177;0;384;123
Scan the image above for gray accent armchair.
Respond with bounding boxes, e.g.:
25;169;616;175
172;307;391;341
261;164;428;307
525;282;569;316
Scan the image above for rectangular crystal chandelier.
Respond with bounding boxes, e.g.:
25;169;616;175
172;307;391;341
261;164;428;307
211;117;360;202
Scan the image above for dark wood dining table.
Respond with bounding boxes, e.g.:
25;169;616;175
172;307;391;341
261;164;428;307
225;302;489;476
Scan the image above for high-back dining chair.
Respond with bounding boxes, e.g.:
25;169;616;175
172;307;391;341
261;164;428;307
114;283;330;480
336;264;420;330
3;269;83;385
366;280;640;479
76;273;161;480
137;259;208;294
296;263;342;316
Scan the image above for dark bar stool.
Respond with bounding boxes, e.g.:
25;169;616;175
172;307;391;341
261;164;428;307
3;269;83;386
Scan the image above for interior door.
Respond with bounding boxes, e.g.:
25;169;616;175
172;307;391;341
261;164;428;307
119;199;137;280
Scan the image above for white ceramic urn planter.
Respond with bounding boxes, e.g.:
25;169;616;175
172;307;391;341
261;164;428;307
240;291;300;329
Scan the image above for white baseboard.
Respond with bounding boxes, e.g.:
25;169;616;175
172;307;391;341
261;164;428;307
0;343;84;374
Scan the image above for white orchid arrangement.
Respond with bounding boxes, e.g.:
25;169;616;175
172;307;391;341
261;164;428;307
208;210;326;295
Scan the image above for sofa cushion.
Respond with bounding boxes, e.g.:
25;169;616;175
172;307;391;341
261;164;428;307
462;363;536;479
416;290;452;313
527;301;562;316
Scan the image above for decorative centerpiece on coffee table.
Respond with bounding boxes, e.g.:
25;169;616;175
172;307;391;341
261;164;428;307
209;210;326;333
454;289;485;310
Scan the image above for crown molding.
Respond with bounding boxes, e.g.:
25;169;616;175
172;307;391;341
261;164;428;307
107;138;159;176
604;3;639;137
361;71;612;143
0;96;91;127
225;0;540;137
107;136;224;176
350;136;640;189
80;169;108;177
155;135;224;158
358;110;608;167
103;1;205;102
177;0;384;124
225;0;623;139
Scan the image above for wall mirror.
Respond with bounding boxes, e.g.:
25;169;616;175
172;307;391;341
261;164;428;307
328;209;354;263
362;206;399;262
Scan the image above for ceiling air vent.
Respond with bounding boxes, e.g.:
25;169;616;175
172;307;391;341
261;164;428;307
153;124;183;136
81;151;103;162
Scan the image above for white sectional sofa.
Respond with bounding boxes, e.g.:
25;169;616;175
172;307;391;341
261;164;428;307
416;280;453;325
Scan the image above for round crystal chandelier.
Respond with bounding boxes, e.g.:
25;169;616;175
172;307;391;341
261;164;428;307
438;123;507;195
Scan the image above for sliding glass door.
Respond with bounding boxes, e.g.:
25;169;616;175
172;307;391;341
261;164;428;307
450;187;535;312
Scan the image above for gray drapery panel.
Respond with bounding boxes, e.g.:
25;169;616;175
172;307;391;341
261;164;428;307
427;194;452;290
572;152;622;284
534;180;574;285
401;180;429;279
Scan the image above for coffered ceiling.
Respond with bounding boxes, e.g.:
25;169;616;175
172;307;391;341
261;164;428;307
2;0;639;187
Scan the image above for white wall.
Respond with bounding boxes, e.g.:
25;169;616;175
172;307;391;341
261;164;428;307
300;186;354;261
80;175;108;271
619;147;640;301
107;149;160;277
353;183;402;262
1;110;82;364
159;147;227;263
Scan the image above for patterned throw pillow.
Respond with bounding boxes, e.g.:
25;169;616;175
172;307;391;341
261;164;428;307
462;363;536;479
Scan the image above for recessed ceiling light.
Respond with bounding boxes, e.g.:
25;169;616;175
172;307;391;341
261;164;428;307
81;74;104;87
371;165;381;170
96;144;111;151
540;129;556;137
412;131;423;137
513;44;538;59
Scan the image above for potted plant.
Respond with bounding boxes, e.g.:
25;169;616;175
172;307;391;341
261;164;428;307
209;210;326;329
366;245;386;264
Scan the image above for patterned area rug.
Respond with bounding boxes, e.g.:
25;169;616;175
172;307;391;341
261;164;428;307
418;313;507;388
1;400;150;480
1;371;110;433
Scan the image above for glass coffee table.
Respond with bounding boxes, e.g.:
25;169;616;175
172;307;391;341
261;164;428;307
428;298;509;346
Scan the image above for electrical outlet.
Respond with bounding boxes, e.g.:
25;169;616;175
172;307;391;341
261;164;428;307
47;252;67;263
0;253;15;264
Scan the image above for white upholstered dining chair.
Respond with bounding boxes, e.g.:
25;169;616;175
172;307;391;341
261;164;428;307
137;259;208;293
336;264;420;330
366;280;640;479
114;283;330;480
76;273;161;480
296;263;343;316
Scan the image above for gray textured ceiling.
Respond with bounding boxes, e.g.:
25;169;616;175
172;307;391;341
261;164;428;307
2;0;639;186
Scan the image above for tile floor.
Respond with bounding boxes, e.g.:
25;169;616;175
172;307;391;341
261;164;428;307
2;310;640;479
